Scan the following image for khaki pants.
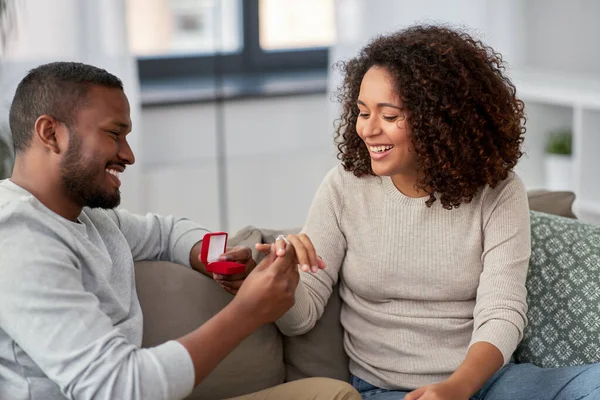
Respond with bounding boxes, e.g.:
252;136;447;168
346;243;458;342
227;377;361;400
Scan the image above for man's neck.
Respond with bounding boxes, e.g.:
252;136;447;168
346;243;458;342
11;158;82;222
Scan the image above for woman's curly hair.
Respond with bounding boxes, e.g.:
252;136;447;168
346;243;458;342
334;25;526;209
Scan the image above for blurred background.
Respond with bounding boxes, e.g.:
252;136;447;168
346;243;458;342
0;0;599;232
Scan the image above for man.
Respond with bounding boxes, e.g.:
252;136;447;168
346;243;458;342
0;62;359;400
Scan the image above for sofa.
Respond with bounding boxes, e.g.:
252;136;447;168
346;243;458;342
134;190;590;400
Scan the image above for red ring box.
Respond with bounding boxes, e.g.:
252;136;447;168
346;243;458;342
199;232;246;275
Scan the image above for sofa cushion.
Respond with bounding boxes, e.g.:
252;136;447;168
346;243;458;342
527;190;576;218
134;261;285;400
514;211;600;368
229;226;350;383
282;284;350;382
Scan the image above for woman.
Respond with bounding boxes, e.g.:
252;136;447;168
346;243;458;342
266;25;600;400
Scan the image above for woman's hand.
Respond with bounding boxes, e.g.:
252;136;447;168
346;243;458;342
256;234;326;273
406;342;502;400
405;380;470;400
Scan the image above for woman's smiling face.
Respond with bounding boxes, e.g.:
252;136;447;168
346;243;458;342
356;66;418;179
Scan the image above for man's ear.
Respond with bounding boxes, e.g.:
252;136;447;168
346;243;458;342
34;115;66;154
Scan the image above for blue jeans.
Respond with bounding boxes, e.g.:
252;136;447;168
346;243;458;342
351;362;600;399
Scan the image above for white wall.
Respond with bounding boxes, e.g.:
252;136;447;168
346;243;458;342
330;0;600;80
524;0;600;75
329;0;528;100
140;94;337;232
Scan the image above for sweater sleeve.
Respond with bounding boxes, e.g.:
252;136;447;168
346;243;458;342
0;208;194;400
469;173;530;364
276;166;348;336
105;209;210;267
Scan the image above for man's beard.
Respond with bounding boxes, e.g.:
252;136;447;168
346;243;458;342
60;131;121;209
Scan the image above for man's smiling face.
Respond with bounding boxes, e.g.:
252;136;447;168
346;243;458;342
59;85;134;209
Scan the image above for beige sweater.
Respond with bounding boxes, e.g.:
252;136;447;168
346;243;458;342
276;165;531;390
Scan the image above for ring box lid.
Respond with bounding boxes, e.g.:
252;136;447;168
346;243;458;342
200;232;229;264
200;232;245;275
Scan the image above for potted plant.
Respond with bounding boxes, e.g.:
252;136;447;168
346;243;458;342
544;129;573;191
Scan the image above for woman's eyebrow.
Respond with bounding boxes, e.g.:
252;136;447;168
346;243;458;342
357;99;403;110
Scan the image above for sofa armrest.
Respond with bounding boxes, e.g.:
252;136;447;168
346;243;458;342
527;190;576;218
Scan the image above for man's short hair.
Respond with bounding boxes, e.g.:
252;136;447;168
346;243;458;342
8;61;123;153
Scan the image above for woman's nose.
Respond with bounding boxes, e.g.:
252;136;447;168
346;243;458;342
361;117;382;138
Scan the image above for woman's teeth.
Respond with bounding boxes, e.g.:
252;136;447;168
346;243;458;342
369;145;394;153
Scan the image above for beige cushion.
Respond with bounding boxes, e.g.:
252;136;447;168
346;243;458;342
282;285;349;382
527;190;576;218
135;261;285;400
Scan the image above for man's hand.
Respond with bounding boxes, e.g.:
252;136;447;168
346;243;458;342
230;242;300;325
405;380;470;400
256;234;326;273
213;247;256;295
178;242;299;386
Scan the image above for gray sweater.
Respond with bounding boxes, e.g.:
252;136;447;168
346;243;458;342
276;165;531;390
0;179;208;400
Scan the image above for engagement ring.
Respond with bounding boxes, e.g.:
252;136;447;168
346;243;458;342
276;234;290;245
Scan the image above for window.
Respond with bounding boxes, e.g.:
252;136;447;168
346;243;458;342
259;0;335;51
127;0;242;56
127;0;335;84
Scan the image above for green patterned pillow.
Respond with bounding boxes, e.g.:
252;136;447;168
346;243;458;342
515;211;600;368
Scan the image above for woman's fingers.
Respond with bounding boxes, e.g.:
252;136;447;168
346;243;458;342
256;235;325;274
